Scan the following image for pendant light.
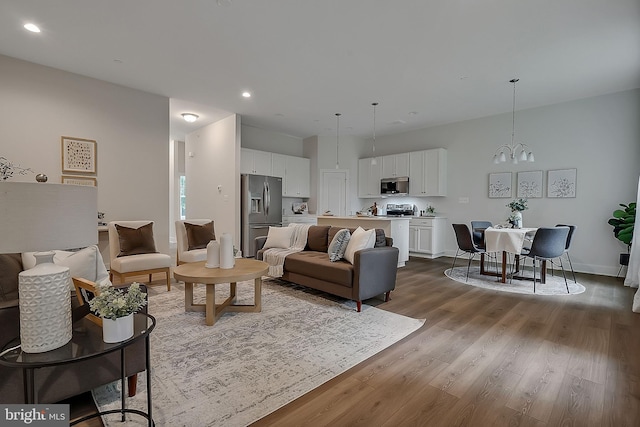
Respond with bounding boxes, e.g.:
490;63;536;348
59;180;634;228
371;102;378;166
335;113;341;169
492;78;534;164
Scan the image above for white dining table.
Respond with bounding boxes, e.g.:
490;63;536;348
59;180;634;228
483;227;538;283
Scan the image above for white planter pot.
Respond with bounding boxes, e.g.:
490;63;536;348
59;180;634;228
513;211;523;229
102;313;134;343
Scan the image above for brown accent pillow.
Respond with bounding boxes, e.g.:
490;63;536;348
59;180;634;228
184;221;215;250
306;226;330;252
115;223;158;257
0;253;22;303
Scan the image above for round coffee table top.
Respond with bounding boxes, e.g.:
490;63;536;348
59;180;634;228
173;258;269;284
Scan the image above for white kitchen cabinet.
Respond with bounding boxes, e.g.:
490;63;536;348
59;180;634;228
408;148;447;196
282;215;317;226
282;155;310;197
381;153;409;178
241;148;272;175
271;153;286;178
409;217;446;258
358;157;381;198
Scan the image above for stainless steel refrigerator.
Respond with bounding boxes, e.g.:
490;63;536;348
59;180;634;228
241;174;283;257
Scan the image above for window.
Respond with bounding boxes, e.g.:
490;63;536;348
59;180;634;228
179;175;186;220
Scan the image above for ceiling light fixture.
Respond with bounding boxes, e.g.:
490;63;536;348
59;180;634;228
24;23;41;33
181;113;199;123
335;113;341;169
242;91;251;98
493;78;534;164
371;102;378;166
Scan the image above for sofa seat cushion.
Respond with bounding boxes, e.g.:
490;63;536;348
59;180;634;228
283;251;353;288
110;253;171;274
179;248;207;263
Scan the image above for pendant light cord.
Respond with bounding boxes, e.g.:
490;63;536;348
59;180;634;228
372;102;378;155
335;113;341;168
510;78;518;146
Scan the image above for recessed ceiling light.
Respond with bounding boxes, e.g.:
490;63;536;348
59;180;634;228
274;113;284;117
181;113;199;123
408;111;418;116
391;120;406;125
24;23;41;33
242;91;251;98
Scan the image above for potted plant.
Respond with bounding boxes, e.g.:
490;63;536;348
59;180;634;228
608;202;636;267
88;282;147;343
506;198;528;228
425;205;436;217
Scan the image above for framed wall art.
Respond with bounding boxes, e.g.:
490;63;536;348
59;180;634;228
488;172;512;198
61;136;97;174
517;170;543;198
547;168;577;198
62;175;97;186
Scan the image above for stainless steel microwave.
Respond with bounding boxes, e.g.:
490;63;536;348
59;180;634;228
381;176;409;195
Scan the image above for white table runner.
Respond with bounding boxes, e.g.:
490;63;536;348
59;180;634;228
484;227;537;254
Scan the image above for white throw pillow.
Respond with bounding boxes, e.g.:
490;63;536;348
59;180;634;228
263;226;295;249
22;245;110;291
343;227;376;264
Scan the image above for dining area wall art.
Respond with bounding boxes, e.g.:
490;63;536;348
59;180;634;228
489;168;577;199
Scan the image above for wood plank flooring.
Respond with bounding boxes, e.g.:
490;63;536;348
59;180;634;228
70;257;640;426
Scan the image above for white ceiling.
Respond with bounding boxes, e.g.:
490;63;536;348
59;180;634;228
1;0;638;142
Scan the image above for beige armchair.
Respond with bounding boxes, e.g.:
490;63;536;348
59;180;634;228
108;220;172;291
175;219;215;265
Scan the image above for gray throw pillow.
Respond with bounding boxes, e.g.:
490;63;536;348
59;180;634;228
327;229;351;262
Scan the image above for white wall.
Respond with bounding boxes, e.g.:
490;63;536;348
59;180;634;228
185;115;242;247
241;124;304;156
0;55;171;254
364;89;640;276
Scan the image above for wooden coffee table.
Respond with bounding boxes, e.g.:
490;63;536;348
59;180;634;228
173;258;269;326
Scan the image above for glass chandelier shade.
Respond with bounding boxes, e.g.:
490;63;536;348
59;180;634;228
493;79;534;164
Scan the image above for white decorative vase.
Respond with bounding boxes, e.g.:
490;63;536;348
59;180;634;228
18;252;72;353
514;211;523;229
102;313;134;343
205;240;220;268
220;233;235;269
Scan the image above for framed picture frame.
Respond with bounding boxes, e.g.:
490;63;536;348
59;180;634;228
73;278;102;326
517;170;543;198
62;175;97;186
547;168;577;198
488;172;512;198
61;136;97;174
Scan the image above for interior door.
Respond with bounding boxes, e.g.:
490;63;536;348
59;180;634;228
320;169;348;216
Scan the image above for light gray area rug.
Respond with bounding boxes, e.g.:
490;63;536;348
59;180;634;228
445;266;586;295
93;279;424;426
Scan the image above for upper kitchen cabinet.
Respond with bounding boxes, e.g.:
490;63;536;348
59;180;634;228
358;157;382;198
282;155;311;198
408;148;447;196
381;153;409;178
241;148;272;175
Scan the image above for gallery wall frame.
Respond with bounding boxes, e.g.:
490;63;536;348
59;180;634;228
547;168;577;198
489;172;512;198
61;175;97;186
517;170;543;198
61;136;97;174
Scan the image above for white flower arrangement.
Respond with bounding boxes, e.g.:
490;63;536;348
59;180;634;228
88;282;147;320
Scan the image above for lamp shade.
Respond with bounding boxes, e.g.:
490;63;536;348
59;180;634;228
0;182;98;253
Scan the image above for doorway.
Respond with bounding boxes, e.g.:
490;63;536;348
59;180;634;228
320;169;349;216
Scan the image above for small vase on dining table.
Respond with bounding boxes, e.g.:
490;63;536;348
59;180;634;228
513;211;523;229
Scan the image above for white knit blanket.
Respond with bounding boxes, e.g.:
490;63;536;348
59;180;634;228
263;223;312;278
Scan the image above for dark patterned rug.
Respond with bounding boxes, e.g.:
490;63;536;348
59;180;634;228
94;279;424;426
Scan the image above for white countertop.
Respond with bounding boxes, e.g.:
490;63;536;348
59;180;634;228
317;215;411;221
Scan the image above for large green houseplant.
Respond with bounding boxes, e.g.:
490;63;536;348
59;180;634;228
608;202;636;266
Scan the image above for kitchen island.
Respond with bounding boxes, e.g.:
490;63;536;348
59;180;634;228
316;215;410;267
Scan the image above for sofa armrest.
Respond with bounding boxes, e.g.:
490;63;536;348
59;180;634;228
353;246;399;301
254;236;268;260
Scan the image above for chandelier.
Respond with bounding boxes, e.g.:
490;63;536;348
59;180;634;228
493;78;534;164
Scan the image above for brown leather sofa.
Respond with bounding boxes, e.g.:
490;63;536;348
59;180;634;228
0;253;147;404
255;225;399;311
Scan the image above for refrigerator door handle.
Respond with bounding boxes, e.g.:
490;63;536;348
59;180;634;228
265;181;271;216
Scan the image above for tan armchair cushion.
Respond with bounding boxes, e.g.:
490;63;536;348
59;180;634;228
115;222;158;257
184;221;215;250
